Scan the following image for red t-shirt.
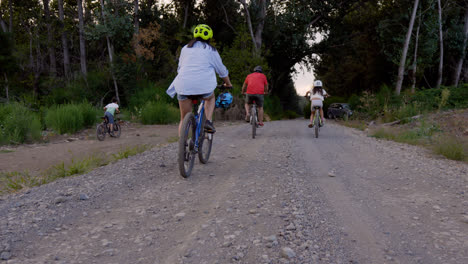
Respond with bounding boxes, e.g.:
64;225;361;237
244;72;268;94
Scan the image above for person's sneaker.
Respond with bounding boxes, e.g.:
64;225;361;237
320;119;325;127
308;123;314;128
204;120;216;133
258;122;264;127
245;114;250;123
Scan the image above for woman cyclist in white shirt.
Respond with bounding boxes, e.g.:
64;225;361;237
305;80;329;128
166;24;233;136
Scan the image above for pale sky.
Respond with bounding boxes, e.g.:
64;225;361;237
293;65;315;96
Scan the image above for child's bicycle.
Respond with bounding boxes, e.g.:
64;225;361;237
311;106;322;138
178;85;231;178
96;115;121;141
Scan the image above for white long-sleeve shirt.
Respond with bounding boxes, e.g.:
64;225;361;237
167;41;229;97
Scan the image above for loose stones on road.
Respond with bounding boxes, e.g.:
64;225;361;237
281;247;296;259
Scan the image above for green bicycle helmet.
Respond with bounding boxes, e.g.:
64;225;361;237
193;24;213;40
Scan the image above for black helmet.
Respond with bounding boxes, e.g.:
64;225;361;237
253;65;263;73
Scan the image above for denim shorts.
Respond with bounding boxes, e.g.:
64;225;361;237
177;92;214;101
105;111;114;124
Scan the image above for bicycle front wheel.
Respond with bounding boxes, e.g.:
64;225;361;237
251;107;257;139
314;110;319;138
198;114;213;164
113;123;121;138
178;113;196;178
96;124;106;141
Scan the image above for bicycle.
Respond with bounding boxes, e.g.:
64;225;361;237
250;102;259;139
178;85;231;178
311;106;322;138
96;115;121;141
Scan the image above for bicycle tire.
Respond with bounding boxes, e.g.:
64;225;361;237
113;123;121;138
251;106;257;139
314;109;319;138
96;124;106;141
198;114;213;164
178;113;196;178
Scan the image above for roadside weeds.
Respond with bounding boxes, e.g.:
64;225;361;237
335;111;468;163
0;144;151;195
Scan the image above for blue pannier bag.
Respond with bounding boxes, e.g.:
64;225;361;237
215;92;233;109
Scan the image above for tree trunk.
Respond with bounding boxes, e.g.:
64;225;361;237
29;30;34;69
464;58;468;83
182;2;189;29
134;0;139;35
436;0;443;89
239;0;258;54
8;0;12;33
58;0;71;78
395;0;419;95
43;0;57;76
452;8;468;87
253;0;267;51
0;15;7;33
100;0;120;104
411;10;421;93
77;0;87;76
34;30;42;96
4;73;9;103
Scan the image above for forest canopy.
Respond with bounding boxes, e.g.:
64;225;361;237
0;0;466;111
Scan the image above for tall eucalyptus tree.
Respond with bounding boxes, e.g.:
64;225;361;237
78;0;87;76
58;0;71;78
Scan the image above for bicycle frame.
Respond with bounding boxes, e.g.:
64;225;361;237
193;100;205;152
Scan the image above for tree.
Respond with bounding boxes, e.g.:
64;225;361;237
396;0;419;95
78;0;87;76
452;7;468;86
43;0;57;76
58;0;71;78
435;0;444;89
411;8;422;93
134;0;139;34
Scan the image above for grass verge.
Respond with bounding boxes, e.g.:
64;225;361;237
0;144;150;195
369;118;467;162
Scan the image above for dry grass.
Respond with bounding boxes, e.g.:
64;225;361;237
369;109;468;162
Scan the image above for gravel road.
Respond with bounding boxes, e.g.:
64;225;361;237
1;120;467;264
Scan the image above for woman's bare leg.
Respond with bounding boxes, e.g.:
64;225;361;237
178;100;192;137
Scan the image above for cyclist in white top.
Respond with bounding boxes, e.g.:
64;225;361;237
305;80;329;128
166;24;232;136
104;97;120;136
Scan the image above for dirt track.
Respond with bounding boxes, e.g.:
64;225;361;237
1;120;467;263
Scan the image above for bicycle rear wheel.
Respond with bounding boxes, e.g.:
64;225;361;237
198;114;213;164
314;109;319;138
178;113;196;178
251;106;257;139
96;123;106;141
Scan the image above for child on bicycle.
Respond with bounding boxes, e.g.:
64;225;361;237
166;24;233;136
305;80;328;128
104;97;120;136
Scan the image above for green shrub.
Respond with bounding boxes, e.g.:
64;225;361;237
283;110;299;119
264;96;283;120
128;80;176;115
0;103;42;145
78;102;99;128
140;101;179;124
45;104;84;134
303;101;311;119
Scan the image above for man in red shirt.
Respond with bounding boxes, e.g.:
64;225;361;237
241;66;268;126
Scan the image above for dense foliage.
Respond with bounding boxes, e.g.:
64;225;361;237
0;0;466;142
